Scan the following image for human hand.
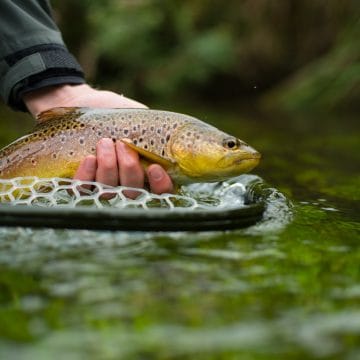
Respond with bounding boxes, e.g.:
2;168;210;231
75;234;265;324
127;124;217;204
23;83;147;116
74;139;173;199
23;84;174;196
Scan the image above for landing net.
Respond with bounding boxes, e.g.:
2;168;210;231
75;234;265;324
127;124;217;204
0;176;288;231
0;176;247;210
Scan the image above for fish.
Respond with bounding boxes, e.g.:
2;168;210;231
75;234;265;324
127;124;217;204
0;107;261;185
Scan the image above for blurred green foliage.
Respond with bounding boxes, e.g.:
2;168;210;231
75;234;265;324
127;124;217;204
52;0;359;112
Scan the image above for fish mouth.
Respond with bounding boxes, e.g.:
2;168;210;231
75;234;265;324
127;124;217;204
232;151;261;165
216;151;261;173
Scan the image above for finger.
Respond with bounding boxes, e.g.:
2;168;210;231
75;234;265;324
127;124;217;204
116;140;145;199
74;155;97;181
73;155;97;194
95;138;119;186
146;164;174;195
96;138;119;199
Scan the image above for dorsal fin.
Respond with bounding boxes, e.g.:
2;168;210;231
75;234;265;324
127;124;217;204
36;107;85;124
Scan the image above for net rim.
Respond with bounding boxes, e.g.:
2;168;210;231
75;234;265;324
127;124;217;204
0;201;265;231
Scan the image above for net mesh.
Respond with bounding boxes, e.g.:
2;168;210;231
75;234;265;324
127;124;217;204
0;177;247;210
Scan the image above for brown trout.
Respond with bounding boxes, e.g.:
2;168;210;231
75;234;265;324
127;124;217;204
0;107;261;184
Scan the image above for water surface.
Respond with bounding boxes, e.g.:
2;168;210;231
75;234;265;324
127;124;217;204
0;107;359;359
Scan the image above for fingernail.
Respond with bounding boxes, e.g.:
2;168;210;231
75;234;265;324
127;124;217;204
149;166;163;181
117;141;134;161
99;138;113;150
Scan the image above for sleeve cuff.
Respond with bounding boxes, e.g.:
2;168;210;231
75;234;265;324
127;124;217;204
0;44;85;111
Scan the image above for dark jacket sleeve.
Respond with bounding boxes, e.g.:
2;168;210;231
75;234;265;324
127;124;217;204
0;0;85;111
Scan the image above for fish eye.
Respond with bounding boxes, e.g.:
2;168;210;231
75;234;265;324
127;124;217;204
223;138;240;149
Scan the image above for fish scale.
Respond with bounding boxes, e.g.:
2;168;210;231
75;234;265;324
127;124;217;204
0;107;261;185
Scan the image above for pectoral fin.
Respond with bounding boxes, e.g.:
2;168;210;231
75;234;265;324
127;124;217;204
121;139;174;169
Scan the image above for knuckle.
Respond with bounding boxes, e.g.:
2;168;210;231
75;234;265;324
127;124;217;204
98;156;117;171
122;159;140;173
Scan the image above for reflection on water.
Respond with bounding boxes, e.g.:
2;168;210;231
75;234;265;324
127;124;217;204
0;111;359;359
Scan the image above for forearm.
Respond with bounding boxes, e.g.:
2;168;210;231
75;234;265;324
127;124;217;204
0;0;84;112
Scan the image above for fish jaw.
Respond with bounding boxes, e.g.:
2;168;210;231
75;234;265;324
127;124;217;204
216;145;261;176
168;150;261;183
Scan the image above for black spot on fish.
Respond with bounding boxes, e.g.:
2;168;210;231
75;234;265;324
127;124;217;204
150;126;154;131
161;138;165;144
124;129;129;135
150;140;154;146
139;138;143;143
166;134;170;142
133;126;137;131
142;129;146;135
144;145;148;149
52;153;57;159
69;151;74;156
97;131;102;136
80;123;85;128
133;139;138;145
79;138;85;145
157;129;161;134
162;150;165;156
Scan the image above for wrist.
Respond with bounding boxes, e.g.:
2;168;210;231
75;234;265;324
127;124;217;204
23;84;90;117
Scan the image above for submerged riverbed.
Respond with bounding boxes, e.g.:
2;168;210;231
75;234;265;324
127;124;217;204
0;106;359;359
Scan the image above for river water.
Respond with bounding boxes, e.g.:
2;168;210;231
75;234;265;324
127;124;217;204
0;106;359;359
